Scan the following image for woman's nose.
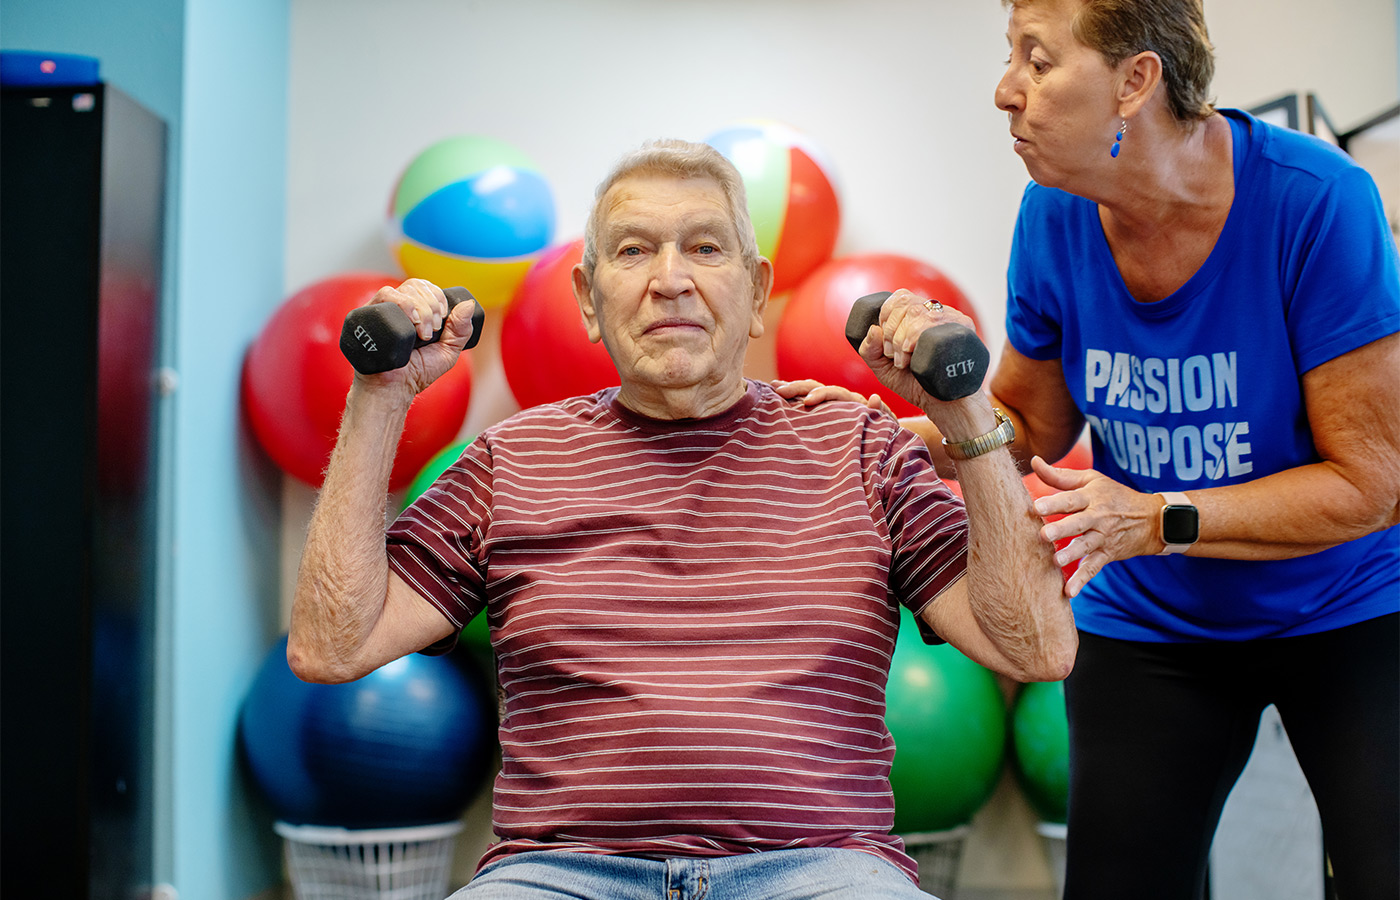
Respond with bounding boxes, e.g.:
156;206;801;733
994;67;1021;113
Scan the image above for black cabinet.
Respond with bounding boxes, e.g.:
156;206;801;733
2;82;166;899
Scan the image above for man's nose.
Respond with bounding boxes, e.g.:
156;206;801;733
650;243;692;297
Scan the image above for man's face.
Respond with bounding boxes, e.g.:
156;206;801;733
573;172;771;412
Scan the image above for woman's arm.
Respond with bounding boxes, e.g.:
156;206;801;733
1036;334;1400;595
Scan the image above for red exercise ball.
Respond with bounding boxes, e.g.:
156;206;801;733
500;239;618;409
776;253;980;418
1058;440;1094;471
242;272;474;489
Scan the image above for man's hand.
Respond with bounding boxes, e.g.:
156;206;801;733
852;289;983;415
356;278;481;397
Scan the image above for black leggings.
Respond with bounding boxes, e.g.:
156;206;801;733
1062;613;1398;900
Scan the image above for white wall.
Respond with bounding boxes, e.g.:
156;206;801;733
285;0;1398;355
282;0;1398;892
285;0;1027;350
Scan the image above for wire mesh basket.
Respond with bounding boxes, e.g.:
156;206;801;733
901;824;971;898
274;820;463;900
1036;821;1067;899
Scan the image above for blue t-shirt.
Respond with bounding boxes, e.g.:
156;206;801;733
1005;108;1400;642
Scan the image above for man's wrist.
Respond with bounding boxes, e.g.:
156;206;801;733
924;395;997;439
942;408;1016;461
348;376;417;413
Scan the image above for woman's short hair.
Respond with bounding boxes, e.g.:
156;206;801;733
580;139;762;278
1009;0;1216;122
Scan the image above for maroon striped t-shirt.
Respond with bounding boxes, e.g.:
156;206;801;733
386;380;968;883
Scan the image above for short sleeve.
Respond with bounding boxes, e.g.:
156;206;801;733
879;429;969;643
1005;184;1067;362
386;437;493;631
1284;165;1400;374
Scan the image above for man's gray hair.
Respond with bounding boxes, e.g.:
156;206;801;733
580;139;762;279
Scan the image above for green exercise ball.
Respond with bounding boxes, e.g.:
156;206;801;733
400;438;473;510
460;610;490;650
1010;679;1069;824
886;608;1007;833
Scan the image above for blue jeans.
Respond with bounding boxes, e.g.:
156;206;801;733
449;848;939;899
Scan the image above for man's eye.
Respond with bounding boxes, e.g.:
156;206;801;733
621;246;643;256
696;244;718;255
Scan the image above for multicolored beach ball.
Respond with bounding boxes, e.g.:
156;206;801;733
703;121;841;295
386;135;555;310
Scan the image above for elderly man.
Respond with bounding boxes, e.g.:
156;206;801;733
289;139;1074;899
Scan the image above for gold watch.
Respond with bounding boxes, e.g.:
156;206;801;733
942;408;1016;461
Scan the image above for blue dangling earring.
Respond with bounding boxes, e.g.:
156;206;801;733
1110;119;1127;158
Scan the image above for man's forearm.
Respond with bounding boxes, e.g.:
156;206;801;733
925;398;1075;681
951;441;1077;681
288;380;413;682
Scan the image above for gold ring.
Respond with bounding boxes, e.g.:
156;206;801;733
924;300;943;312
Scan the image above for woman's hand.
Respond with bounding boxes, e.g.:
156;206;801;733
771;379;894;416
1029;455;1161;597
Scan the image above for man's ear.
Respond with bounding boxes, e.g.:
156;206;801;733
749;257;775;340
1117;50;1163;119
573;264;604;344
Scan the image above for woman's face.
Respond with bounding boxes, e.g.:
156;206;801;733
994;0;1124;191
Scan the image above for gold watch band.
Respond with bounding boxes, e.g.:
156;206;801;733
942;408;1016;461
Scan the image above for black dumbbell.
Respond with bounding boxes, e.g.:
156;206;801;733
845;291;989;401
339;285;485;374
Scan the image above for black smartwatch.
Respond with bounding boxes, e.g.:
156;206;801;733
1157;491;1199;555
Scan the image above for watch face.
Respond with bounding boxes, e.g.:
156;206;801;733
1162;505;1200;545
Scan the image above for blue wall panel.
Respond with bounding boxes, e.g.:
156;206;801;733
3;1;289;897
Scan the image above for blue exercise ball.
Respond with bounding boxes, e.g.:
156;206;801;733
240;635;495;827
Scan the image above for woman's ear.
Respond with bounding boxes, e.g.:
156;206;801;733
1117;50;1163;119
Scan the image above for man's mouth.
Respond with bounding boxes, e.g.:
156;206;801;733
645;318;703;334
